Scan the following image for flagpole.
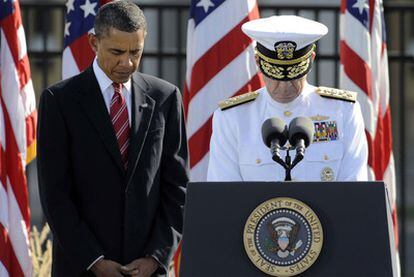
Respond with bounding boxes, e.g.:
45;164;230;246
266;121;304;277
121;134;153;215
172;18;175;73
397;9;406;275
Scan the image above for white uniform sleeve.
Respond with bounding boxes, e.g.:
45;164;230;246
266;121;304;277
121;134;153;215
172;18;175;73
207;109;243;181
337;101;369;181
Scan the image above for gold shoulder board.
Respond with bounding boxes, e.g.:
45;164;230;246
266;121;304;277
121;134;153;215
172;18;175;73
219;91;259;111
316;86;357;103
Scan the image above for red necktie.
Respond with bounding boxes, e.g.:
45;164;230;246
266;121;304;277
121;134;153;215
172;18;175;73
110;83;130;170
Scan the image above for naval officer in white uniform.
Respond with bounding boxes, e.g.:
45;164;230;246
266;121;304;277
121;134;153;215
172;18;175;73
207;15;368;182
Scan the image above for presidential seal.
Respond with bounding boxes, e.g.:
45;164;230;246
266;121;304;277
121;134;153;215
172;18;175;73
243;198;323;276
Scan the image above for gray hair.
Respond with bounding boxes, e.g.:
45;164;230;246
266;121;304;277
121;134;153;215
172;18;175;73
94;0;147;38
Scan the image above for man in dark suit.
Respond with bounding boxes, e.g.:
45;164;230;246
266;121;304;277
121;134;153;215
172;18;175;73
37;1;189;276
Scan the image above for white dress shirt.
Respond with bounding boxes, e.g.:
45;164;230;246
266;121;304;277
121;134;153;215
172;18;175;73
93;58;132;123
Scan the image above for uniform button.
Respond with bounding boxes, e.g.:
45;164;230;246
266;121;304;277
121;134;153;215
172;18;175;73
256;158;261;164
323;154;329;161
321;167;334;181
284;111;292;117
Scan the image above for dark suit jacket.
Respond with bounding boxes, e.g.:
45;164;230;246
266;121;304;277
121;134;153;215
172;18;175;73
37;67;189;276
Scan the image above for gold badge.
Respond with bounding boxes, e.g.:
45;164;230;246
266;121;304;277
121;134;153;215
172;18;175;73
310;115;330;121
244;197;323;276
274;41;296;60
321;167;334;181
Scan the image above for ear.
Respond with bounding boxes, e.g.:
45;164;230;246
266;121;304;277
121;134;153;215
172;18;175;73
254;54;260;67
88;33;98;53
311;51;316;61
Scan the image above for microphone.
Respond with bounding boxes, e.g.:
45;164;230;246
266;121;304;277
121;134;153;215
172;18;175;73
288;116;315;167
261;117;288;167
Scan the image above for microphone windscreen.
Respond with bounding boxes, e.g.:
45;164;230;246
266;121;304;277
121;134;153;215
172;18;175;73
261;117;288;148
288;117;315;147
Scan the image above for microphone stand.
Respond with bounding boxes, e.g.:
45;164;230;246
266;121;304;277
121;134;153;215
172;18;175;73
284;148;292;181
271;146;300;181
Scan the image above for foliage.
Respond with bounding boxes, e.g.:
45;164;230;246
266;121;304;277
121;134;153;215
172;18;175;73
30;224;52;277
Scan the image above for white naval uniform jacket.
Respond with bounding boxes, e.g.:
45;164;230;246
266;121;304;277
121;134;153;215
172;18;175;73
207;84;368;182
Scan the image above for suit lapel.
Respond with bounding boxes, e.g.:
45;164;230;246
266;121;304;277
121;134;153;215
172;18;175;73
77;67;125;174
126;73;155;184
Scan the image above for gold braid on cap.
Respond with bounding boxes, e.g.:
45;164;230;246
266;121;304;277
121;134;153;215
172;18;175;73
255;44;316;65
286;59;311;79
259;60;285;79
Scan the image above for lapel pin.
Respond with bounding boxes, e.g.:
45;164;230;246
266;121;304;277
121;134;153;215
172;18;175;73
139;103;148;110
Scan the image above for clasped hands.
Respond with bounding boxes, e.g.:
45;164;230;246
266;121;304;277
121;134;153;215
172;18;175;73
91;257;159;277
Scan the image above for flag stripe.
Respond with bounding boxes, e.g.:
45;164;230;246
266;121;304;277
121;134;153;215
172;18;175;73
183;82;190;119
0;0;35;275
190;153;209;181
381;107;392;173
1;31;27;155
340;11;370;63
371;106;392;179
0;97;30;230
69;33;96;72
372;113;384;179
340;41;372;98
62;47;81;79
0;184;7;228
0;224;11;274
1;2;23;65
188;8;258;100
188;73;263;168
187;46;260;138
340;65;376;136
1;14;32;93
0;224;24;277
6;179;31;275
0;142;7;187
364;129;374;172
172;240;182;276
188;117;212;168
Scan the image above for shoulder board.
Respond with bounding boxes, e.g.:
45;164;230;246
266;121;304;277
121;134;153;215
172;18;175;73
316;86;356;103
219;91;259;111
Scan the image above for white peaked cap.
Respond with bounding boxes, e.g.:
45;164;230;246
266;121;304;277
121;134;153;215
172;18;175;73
242;15;328;51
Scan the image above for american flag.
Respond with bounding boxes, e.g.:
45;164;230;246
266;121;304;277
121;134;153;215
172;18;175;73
340;0;398;246
62;0;111;79
0;0;37;275
184;0;264;181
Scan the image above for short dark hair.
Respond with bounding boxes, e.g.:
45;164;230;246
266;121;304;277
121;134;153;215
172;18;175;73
94;0;147;38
